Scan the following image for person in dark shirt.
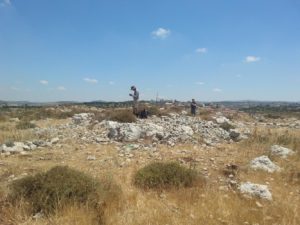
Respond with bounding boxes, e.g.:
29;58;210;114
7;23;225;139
191;99;197;116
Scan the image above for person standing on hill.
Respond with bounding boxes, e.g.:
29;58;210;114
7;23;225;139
129;85;139;116
191;99;197;116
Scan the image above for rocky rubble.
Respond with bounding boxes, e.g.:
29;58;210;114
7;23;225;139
0;138;60;155
30;113;250;147
72;113;94;126
100;113;250;146
255;116;300;130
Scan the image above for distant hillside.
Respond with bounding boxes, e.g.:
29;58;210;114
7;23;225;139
1;100;299;108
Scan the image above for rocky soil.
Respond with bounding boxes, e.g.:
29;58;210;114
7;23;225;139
1;110;299;202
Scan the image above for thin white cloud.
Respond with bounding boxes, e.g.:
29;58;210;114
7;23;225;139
10;86;20;91
109;81;115;85
57;86;66;91
195;81;205;85
195;48;207;54
245;56;261;63
39;80;49;85
0;0;11;7
213;88;222;92
236;74;242;78
84;78;98;84
152;28;171;39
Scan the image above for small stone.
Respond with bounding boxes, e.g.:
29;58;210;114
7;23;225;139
87;155;96;161
255;201;263;208
33;212;44;220
159;193;166;199
51;137;60;144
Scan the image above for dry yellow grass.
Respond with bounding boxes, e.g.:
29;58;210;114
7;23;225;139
0;122;36;144
0;116;300;225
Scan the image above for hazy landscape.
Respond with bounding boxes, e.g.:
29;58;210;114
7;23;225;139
1;0;300;224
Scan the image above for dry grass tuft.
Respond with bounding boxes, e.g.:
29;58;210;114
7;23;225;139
94;109;137;123
199;108;214;121
15;120;36;130
0;124;35;144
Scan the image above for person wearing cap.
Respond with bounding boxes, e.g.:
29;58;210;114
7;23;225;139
129;86;139;115
191;99;197;116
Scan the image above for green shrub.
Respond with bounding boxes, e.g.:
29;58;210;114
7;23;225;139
15;120;36;130
109;110;136;123
134;162;200;189
220;122;235;131
9;166;120;215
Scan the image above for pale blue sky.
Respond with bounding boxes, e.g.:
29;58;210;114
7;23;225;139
0;0;300;102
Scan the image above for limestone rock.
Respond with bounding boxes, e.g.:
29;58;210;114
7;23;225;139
215;116;230;124
250;156;280;173
270;145;295;158
51;137;60;144
87;155;96;161
239;182;272;200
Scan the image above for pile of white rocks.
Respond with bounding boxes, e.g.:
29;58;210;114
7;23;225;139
31;113;251;147
99;113;250;146
0;137;60;155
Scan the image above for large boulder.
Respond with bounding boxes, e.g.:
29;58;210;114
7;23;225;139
239;182;272;200
106;121;121;139
119;124;142;142
104;121;142;142
250;155;281;173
